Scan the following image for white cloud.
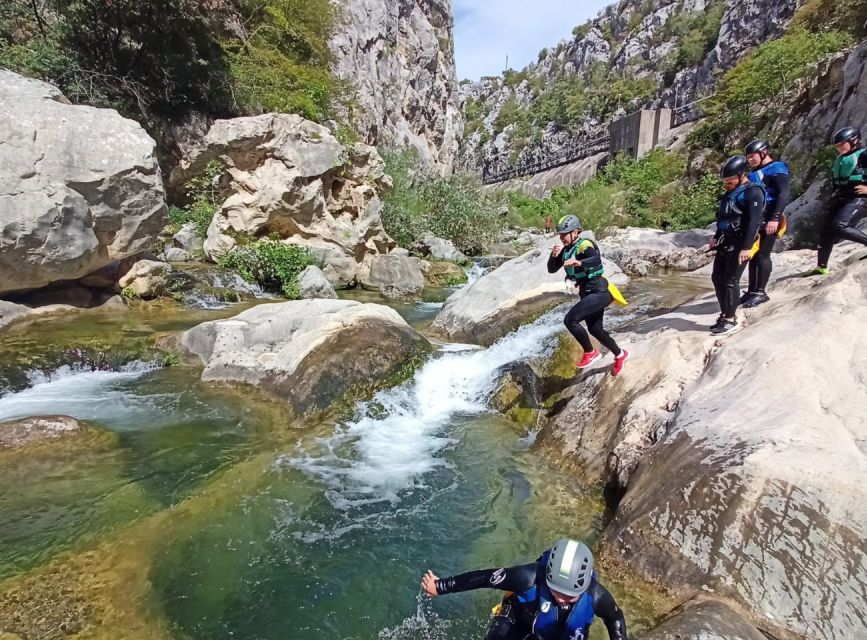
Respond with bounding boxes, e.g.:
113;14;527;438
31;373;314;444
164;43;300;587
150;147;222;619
453;0;611;81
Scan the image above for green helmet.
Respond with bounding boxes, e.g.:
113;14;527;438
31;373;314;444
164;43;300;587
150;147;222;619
545;538;594;597
556;215;582;234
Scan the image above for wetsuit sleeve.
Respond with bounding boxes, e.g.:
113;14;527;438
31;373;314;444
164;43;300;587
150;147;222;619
764;172;790;219
548;251;564;274
435;563;538;595
590;582;628;640
740;185;764;250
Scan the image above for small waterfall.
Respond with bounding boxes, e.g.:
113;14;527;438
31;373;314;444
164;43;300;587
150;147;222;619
278;310;564;507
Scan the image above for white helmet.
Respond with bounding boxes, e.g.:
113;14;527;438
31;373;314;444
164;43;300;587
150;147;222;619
545;539;594;597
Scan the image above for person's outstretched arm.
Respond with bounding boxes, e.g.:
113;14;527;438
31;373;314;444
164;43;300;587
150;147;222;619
421;563;537;596
590;581;628;640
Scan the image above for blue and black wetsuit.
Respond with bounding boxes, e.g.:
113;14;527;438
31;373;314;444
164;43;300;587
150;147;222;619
547;239;621;356
747;160;790;293
713;182;765;318
435;556;627;640
818;147;867;268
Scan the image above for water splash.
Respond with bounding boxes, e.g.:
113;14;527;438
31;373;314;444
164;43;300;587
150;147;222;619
277;310;565;507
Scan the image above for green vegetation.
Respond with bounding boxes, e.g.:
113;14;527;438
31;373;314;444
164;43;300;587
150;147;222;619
218;240;316;299
506;150;720;232
381;149;504;255
794;0;867;38
659;2;725;82
166;160;226;239
690;27;852;152
0;0;341;124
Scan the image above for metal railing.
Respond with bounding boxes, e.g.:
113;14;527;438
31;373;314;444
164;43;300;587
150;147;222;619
481;134;610;185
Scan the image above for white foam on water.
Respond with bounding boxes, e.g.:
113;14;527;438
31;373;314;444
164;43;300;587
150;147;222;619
464;261;491;285
0;361;160;423
277;310;564;507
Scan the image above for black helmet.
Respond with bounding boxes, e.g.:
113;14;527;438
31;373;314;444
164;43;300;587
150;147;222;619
833;126;861;145
745;139;770;156
720;155;749;178
556;214;582;234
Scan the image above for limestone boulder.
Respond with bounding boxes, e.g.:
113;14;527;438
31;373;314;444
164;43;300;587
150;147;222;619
640;599;767;640
598;227;714;275
412;233;468;264
172;114;394;287
540;249;867;640
433;240;627;345
180;300;430;417
118;260;172;299
297;266;338;300
0;70;167;295
357;254;426;298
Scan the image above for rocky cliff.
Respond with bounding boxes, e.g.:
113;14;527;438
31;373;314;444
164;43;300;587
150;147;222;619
331;0;463;173
462;0;800;174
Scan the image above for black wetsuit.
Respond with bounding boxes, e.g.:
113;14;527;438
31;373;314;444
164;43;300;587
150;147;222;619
747;161;790;294
817;148;867;268
712;183;764;318
547;240;621;356
435;562;627;640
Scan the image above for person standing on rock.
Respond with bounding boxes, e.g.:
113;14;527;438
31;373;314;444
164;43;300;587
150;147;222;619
808;126;867;275
709;156;765;335
421;538;628;640
548;215;629;375
742;140;790;307
544;214;554;234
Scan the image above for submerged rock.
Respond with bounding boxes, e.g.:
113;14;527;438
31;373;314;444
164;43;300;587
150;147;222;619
118;260;172;300
0;416;88;449
0;70;167;295
433;242;627;345
180;300;430;417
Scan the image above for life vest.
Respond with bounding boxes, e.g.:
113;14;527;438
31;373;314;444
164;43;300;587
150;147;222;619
717;182;766;236
513;552;596;640
562;238;604;282
832;147;866;189
748;160;788;205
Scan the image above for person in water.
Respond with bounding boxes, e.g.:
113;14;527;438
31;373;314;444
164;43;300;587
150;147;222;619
421;538;627;640
547;215;628;376
808;126;867;275
709;156;765;335
742;140;790;307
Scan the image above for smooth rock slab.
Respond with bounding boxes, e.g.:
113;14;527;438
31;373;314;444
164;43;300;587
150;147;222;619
180;300;430;417
640;599;767;640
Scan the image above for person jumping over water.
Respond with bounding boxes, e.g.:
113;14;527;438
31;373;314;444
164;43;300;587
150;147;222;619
808;126;867;275
742;140;790;307
421;538;628;640
548;215;628;376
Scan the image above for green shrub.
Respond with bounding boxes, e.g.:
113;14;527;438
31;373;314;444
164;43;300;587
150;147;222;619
794;0;867;38
168;160;225;238
654;174;721;230
219;241;316;299
381;149;504;255
601;150;686;224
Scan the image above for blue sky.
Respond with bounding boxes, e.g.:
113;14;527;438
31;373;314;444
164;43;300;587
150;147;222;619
453;0;611;81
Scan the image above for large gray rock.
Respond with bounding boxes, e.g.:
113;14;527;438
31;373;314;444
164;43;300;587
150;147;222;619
599;227;714;275
433;239;628;345
0;70;167;295
541;249;867;640
640;599;767;640
297;265;337;300
172;114;394;286
413;233;468;264
330;0;462;172
180;300;430;417
357;254;426;298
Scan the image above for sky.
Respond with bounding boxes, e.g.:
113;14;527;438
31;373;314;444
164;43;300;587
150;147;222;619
453;0;612;81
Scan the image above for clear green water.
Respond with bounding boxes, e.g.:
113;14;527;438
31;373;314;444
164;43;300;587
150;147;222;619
0;276;706;639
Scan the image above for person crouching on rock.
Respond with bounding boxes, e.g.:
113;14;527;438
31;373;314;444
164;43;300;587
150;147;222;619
742;139;790;307
709;156;765;335
421;538;628;640
808;126;867;276
548;215;628;375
